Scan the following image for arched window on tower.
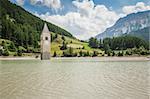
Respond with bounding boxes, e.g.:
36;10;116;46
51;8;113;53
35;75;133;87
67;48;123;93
45;37;48;40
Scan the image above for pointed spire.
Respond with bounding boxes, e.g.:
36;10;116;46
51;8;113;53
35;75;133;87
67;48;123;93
42;23;50;34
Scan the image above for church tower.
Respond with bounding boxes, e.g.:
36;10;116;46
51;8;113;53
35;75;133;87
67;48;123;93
41;23;51;60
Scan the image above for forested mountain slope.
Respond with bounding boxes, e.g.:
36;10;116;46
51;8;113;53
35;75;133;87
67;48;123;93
0;0;74;48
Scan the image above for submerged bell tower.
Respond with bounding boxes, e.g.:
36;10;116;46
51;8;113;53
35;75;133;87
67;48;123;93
41;23;51;60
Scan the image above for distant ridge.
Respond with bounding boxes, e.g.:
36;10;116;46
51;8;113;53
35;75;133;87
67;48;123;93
96;10;150;41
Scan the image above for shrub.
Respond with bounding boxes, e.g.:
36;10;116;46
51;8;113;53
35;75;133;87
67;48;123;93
0;49;3;56
53;51;57;57
92;51;98;57
19;46;27;53
125;50;132;55
3;49;9;56
82;46;85;49
27;47;34;53
85;51;90;57
79;51;83;57
14;53;17;56
63;47;76;57
61;35;65;41
17;49;22;56
140;50;148;55
112;51;115;56
118;51;123;56
8;42;17;52
107;51;111;56
1;41;5;46
60;41;67;50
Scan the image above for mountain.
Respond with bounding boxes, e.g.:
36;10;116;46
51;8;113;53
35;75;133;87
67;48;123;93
96;11;150;41
0;0;74;48
125;27;150;41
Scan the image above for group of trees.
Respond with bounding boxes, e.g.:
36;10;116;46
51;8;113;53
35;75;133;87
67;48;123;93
0;41;23;56
89;35;149;56
53;49;99;57
0;40;41;56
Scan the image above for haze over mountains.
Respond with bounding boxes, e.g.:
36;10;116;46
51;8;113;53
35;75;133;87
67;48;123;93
96;10;150;41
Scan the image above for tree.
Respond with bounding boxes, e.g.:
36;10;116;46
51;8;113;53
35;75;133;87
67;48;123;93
0;49;3;56
107;51;111;56
99;39;103;48
86;51;90;56
51;34;54;42
118;51;123;56
62;35;65;41
112;51;115;56
1;41;5;46
104;44;111;54
60;41;67;50
102;35;149;50
125;49;132;55
139;46;147;55
3;49;9;56
68;47;73;56
17;49;22;56
89;37;99;48
83;51;90;57
79;51;83;57
8;42;17;52
63;47;75;57
92;51;98;57
55;33;58;39
82;46;85;49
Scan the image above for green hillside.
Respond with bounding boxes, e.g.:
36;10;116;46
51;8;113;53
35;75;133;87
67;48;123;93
51;33;103;57
0;0;74;49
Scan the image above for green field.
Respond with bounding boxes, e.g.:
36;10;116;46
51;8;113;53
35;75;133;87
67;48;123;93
51;33;103;56
0;33;104;57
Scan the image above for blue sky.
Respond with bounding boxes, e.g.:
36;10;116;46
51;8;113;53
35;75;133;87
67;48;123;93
11;0;150;14
10;0;150;40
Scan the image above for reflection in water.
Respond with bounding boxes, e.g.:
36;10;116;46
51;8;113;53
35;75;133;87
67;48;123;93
0;58;149;99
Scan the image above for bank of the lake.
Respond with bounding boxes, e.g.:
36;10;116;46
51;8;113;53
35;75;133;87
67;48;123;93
0;56;149;61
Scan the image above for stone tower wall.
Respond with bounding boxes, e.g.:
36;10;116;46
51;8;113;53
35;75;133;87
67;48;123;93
41;23;51;60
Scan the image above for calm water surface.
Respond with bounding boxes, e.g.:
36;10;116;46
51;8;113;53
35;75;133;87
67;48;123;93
0;58;149;99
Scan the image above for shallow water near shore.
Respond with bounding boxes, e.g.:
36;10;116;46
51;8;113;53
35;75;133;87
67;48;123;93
0;58;149;99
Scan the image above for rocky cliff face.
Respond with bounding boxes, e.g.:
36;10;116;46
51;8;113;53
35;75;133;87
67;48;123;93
96;10;150;40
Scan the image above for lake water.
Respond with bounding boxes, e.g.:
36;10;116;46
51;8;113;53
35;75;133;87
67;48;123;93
0;58;149;99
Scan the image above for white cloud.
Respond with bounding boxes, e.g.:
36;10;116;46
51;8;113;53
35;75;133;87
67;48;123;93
72;0;94;17
35;0;119;40
16;0;25;6
34;1;150;40
122;2;150;14
30;0;62;10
